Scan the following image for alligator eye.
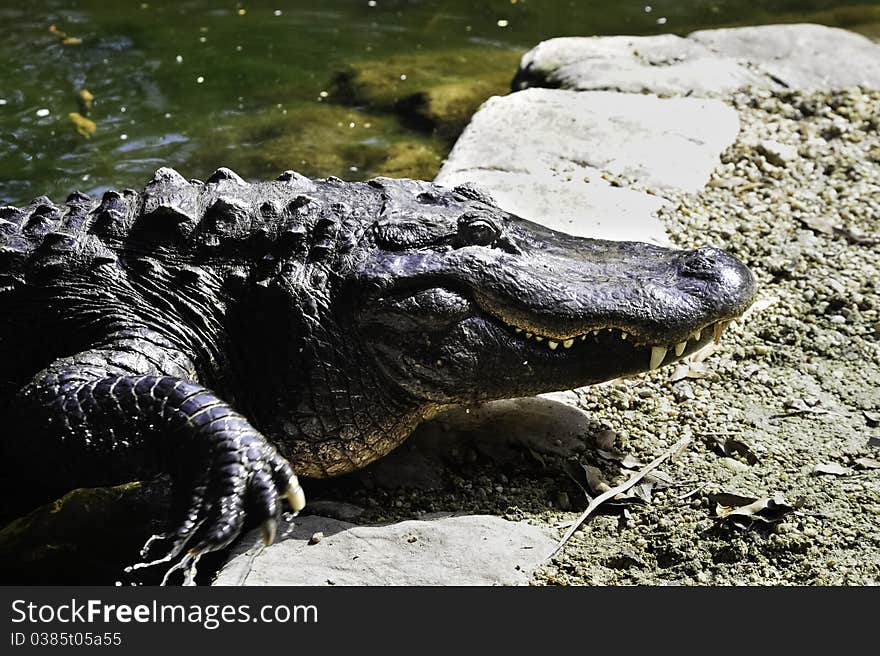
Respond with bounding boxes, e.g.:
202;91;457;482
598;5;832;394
459;217;499;246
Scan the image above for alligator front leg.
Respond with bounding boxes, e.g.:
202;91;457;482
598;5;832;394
8;341;305;585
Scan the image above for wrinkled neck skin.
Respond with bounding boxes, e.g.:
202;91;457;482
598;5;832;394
221;261;432;479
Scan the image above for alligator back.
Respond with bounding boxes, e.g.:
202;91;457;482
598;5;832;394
0;167;386;399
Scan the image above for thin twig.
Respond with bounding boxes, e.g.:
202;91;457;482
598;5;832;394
545;435;692;561
675;483;706;500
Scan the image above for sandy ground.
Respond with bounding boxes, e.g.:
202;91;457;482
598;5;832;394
314;87;880;585
536;87;880;585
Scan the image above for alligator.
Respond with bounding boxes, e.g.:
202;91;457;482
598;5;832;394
0;168;756;583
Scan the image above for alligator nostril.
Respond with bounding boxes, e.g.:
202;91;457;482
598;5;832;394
679;247;758;311
680;247;725;281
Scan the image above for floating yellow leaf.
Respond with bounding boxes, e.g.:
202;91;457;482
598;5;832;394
49;23;82;45
68;112;96;139
77;89;94;115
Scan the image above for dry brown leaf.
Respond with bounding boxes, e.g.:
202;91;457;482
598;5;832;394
563;460;604;498
710;492;795;527
708;435;759;465
813;463;853;476
798;214;836;235
563;460;650;505
594;429;618;451
594;449;620;463
643;469;674;488
783;398;829;415
582;464;611;496
692;344;719;363
835;226;879;245
709;492;755;508
669;360;709;382
669;363;691;382
625;481;654;504
620;454;645;469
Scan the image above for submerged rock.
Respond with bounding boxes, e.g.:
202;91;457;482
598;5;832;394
0;480;170;584
195;103;444;181
375;140;445;180
330;48;520;141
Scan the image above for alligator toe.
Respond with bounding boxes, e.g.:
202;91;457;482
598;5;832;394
128;438;305;585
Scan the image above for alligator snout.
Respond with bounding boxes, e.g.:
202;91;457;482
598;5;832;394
677;245;757;321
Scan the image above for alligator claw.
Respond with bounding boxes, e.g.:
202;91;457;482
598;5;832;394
138;532;170;559
284;481;306;515
260;519;277;546
159;549;204;587
126;439;304;585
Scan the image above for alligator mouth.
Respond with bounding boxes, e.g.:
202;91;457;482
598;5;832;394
368;283;731;372
489;314;727;370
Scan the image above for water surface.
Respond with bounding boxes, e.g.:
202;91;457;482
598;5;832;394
1;0;879;203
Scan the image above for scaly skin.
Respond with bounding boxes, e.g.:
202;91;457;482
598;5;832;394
0;167;757;583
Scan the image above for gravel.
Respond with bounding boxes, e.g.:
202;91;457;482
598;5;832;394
536;87;880;585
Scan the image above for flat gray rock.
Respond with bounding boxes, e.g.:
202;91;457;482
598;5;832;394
214;514;554;586
514;33;762;96
436;88;738;243
514;24;880;97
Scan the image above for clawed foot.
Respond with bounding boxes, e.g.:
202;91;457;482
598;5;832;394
126;436;305;585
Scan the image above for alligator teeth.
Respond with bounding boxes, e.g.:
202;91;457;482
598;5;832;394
508;325;674;354
675;341;686;357
693;328;702;341
713;321;724;344
650;346;667;370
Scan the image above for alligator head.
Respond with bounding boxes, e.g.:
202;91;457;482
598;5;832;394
350;179;756;406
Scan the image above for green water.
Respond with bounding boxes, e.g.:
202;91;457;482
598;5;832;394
1;0;879;205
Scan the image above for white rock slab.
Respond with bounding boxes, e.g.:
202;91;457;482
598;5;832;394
688;24;880;91
214;514;554;586
515;24;880;97
436;88;738;244
513;34;764;96
438;165;669;244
